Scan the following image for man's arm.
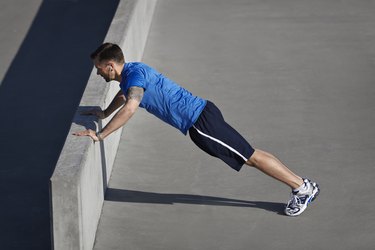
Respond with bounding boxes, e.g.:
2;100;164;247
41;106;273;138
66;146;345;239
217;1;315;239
98;86;143;140
103;89;126;118
73;86;143;141
80;90;125;119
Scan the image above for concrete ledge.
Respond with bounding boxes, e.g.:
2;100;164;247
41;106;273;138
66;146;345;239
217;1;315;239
50;1;157;249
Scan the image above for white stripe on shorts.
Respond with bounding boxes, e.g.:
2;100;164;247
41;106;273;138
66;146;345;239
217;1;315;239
192;125;248;162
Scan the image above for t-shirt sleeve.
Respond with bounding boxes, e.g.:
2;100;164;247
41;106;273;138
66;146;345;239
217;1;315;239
126;69;146;90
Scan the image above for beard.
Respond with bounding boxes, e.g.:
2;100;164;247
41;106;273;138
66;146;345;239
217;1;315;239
102;75;111;82
104;70;115;82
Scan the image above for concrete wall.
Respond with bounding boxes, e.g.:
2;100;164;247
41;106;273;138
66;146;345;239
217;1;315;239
49;1;157;249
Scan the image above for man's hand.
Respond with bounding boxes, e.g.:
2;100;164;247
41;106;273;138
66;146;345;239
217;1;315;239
72;129;100;142
81;108;106;119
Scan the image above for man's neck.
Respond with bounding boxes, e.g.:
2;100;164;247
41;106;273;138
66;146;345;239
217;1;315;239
114;63;125;82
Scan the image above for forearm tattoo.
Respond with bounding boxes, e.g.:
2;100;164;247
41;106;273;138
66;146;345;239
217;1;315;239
126;86;144;102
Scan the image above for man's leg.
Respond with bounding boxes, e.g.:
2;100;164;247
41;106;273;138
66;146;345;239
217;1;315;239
246;149;320;216
246;149;303;189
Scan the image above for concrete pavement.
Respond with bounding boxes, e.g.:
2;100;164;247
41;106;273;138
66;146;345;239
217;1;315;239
94;0;375;249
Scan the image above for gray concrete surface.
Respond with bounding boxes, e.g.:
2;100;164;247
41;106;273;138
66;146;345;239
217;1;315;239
0;0;119;249
92;0;375;249
50;1;157;249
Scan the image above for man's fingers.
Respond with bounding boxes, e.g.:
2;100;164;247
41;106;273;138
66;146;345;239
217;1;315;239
80;110;96;116
72;130;90;136
80;109;105;119
73;129;100;142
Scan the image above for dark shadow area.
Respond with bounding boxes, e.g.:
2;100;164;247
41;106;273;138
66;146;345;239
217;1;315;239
0;0;119;249
98;119;107;195
105;188;285;214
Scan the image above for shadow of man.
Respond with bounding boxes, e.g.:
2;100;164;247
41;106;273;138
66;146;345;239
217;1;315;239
106;188;286;214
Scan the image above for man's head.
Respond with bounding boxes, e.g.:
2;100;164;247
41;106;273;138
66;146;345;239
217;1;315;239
91;43;125;82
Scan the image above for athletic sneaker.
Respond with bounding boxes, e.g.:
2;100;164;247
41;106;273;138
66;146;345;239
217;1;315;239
285;178;320;216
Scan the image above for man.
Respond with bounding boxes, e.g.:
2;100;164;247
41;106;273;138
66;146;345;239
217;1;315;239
73;43;320;216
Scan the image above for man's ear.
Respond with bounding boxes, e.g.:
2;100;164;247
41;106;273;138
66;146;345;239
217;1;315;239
107;61;115;71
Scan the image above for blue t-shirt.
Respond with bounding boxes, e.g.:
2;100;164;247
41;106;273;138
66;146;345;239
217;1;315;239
120;62;207;135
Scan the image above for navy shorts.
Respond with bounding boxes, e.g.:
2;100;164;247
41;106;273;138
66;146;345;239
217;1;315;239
189;101;255;171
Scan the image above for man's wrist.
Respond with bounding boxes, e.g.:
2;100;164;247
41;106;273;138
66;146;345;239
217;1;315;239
96;131;104;141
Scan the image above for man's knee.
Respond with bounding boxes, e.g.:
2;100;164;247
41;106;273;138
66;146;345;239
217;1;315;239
246;149;272;167
246;149;260;167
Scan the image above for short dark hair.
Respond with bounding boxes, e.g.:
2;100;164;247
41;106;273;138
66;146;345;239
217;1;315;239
90;43;125;64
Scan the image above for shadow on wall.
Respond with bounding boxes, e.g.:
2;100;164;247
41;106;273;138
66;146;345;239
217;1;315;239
0;0;119;249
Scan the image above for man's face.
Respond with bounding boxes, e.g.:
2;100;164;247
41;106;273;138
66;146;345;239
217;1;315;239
94;59;114;82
